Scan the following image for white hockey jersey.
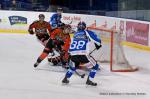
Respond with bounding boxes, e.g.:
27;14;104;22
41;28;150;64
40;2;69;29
69;30;101;55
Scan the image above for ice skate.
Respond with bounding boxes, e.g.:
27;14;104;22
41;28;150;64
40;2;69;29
34;62;39;68
62;76;69;84
86;77;97;86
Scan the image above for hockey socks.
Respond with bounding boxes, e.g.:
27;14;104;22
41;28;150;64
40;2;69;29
34;53;48;68
66;66;76;78
89;64;99;77
34;58;43;68
34;48;52;68
62;66;76;84
86;64;99;86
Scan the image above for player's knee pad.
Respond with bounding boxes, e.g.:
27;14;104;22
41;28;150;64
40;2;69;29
92;64;99;70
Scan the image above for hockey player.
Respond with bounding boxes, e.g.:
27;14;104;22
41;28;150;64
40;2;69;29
49;7;63;29
33;24;71;68
62;21;102;86
28;14;52;46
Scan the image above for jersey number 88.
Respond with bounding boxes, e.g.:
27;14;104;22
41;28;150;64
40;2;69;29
70;40;86;50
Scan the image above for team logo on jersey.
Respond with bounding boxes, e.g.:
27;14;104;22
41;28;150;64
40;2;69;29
74;31;88;39
8;16;27;25
74;35;88;39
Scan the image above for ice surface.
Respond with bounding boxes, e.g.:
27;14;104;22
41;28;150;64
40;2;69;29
0;33;150;99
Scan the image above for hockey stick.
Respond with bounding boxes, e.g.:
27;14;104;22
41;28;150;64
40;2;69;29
88;47;102;71
89;48;97;55
89;46;107;64
75;71;85;78
70;48;98;78
66;47;99;78
68;60;85;78
73;48;96;78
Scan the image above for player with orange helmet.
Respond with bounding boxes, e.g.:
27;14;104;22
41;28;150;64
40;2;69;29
33;24;72;68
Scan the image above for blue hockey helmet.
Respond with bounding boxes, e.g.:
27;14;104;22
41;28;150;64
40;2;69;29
77;21;86;31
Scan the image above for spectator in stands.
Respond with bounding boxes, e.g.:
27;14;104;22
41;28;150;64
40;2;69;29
10;0;17;10
0;2;3;9
0;4;2;9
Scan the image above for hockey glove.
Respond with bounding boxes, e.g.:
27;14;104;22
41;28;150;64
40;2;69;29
55;36;64;45
59;40;64;46
28;29;34;35
95;43;102;50
52;39;64;46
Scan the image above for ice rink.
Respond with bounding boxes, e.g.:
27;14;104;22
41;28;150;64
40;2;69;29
0;33;150;99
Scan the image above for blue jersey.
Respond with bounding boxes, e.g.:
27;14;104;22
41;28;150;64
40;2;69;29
69;30;101;55
49;13;62;29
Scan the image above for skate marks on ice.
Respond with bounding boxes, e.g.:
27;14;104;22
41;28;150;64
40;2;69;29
33;56;149;99
47;74;102;99
35;65;102;99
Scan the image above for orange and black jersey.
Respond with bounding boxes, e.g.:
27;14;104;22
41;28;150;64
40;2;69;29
28;21;52;40
50;28;71;52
